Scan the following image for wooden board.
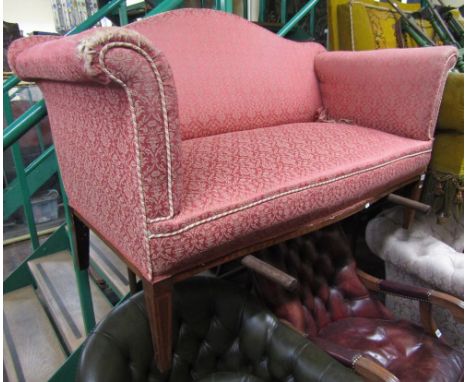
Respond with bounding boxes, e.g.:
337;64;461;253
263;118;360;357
28;251;113;352
4;286;66;382
89;231;130;297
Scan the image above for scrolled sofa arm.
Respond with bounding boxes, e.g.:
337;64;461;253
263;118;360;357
315;46;457;141
8;28;182;280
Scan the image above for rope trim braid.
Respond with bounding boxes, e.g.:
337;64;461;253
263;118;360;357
98;41;175;276
96;41;175;222
148;149;431;239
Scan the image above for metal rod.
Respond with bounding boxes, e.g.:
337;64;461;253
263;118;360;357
146;0;184;16
386;0;435;46
3;76;20;94
3;226;60;246
280;0;287;24
309;4;316;36
118;0;129;25
25;86;46;152
223;0;234;13
258;0;265;22
387;193;432;214
241;255;298;291
60;174;96;333
277;0;320;37
4;96;40;250
3;100;47;151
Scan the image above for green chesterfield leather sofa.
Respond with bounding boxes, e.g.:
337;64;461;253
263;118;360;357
77;277;361;382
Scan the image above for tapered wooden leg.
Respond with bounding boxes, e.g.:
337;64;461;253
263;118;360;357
71;210;90;270
403;174;425;229
143;279;173;373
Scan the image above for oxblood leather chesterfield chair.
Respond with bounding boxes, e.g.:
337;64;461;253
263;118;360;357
77;277;361;382
8;9;457;371
253;225;464;382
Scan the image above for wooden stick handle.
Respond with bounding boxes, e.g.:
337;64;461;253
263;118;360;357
354;356;400;382
387;193;431;214
241;255;298;291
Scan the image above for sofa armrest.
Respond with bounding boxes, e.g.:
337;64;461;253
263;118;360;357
8;28;182;280
357;269;464;330
315;46;457;141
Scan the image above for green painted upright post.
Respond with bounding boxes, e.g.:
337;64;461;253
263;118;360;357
281;0;287;24
224;0;233;13
258;0;265;22
118;1;129;25
309;4;315;37
277;0;320;36
4;95;40;250
146;0;184;15
59;174;96;333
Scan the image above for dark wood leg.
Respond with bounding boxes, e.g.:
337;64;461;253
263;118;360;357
143;279;173;373
71;209;90;270
403;174;425;230
128;268;139;295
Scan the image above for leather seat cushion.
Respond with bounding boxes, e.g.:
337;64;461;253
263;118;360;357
318;317;464;382
149;122;432;276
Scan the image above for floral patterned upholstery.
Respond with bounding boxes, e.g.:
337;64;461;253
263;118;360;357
8;9;457;281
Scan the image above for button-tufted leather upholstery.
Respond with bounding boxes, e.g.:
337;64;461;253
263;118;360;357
77;277;361;382
253;226;464;382
254;228;393;336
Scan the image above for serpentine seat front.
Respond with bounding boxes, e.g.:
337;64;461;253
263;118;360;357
77;277;360;382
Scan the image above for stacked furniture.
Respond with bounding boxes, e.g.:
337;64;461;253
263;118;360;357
8;9;456;371
366;206;464;351
77;277;360;382
253;225;464;382
427;71;464;221
328;0;429;50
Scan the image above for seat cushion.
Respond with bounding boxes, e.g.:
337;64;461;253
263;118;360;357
318;317;464;382
148;122;432;277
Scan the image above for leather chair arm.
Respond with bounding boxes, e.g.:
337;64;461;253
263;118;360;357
357;269;464;325
312;338;399;382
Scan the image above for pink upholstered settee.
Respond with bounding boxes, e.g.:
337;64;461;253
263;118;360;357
9;9;456;371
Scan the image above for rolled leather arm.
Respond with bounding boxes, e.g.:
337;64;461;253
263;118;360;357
357;270;464;324
312;338;399;382
8;28;182;280
314;46;457;141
